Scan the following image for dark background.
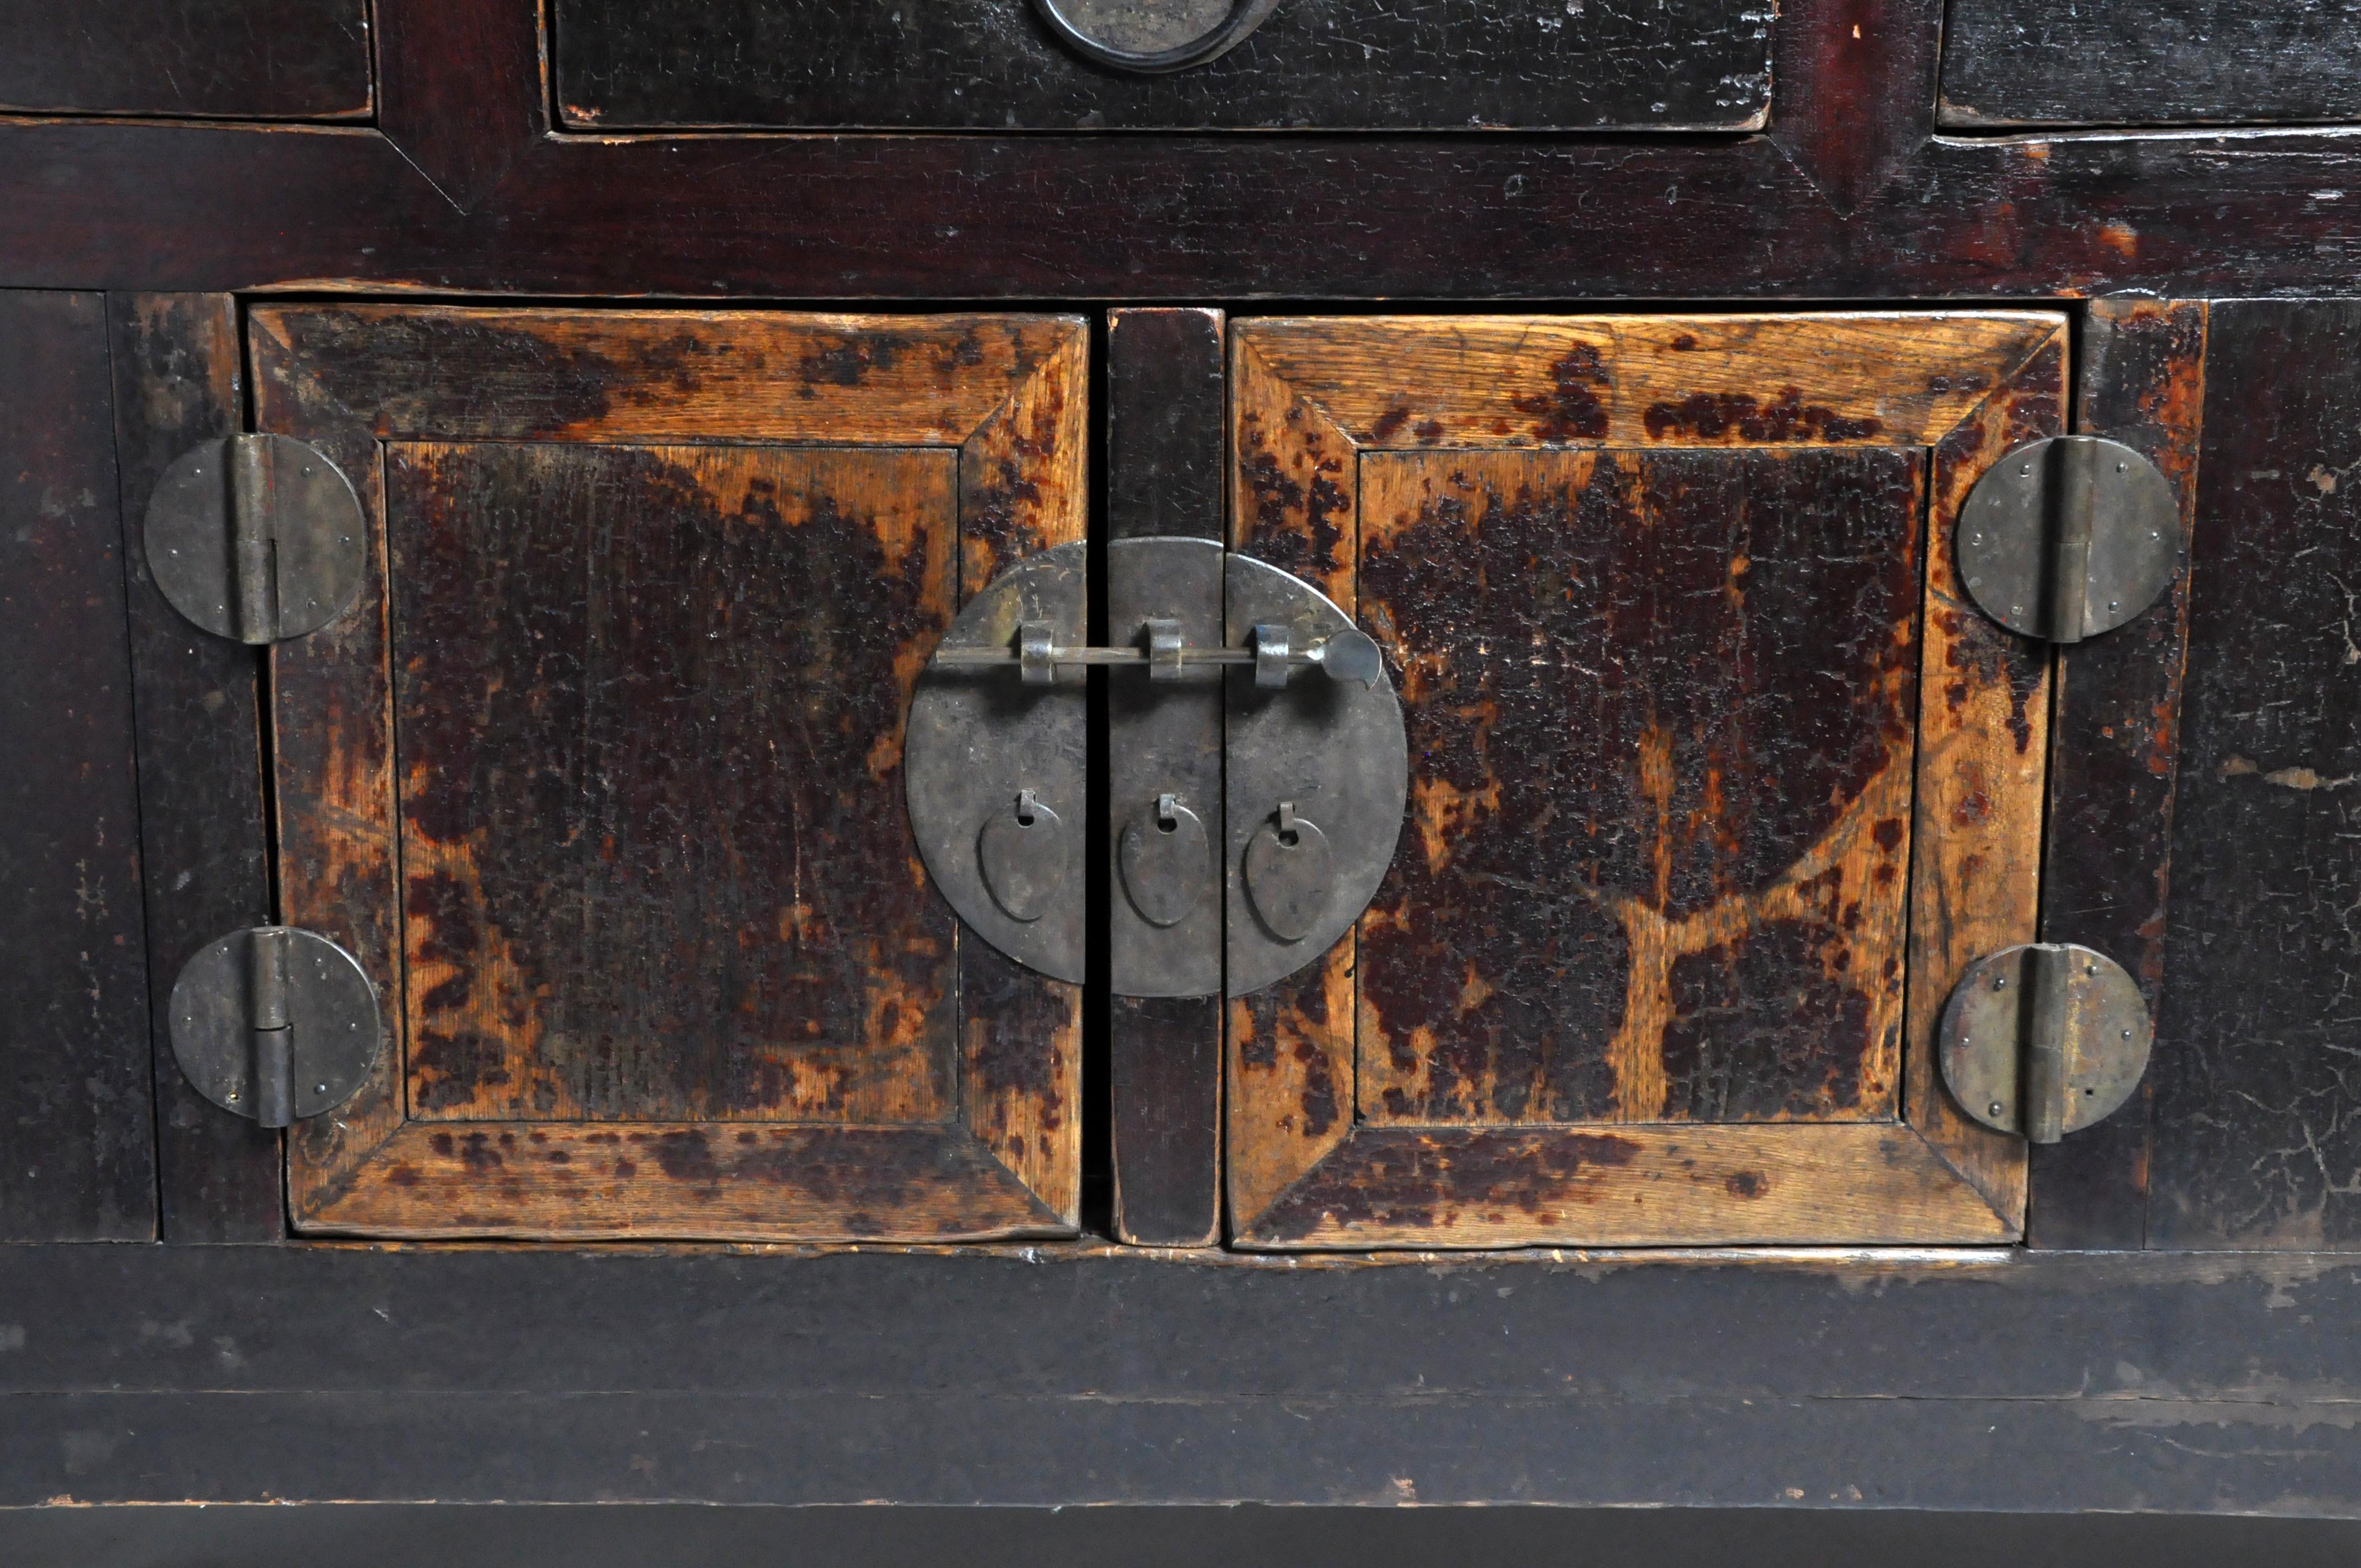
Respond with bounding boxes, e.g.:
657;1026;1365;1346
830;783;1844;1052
4;1506;2359;1567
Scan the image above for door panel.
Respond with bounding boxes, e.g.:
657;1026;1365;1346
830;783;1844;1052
1226;313;2066;1248
254;307;1085;1240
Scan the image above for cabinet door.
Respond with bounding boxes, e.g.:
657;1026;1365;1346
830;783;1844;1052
255;307;1085;1240
1226;313;2065;1248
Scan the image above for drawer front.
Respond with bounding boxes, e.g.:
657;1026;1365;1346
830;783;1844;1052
1224;312;2070;1249
554;0;1772;132
1941;0;2361;128
254;306;1086;1241
0;0;370;119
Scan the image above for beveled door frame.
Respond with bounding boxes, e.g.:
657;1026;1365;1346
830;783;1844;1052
254;304;1087;1240
1225;311;2068;1248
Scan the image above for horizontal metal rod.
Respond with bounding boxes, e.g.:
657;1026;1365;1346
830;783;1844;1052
931;645;1314;668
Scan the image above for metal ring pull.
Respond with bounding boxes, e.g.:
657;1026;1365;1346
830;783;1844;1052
1030;0;1282;73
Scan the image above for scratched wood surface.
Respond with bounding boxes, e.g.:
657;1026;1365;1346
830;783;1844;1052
0;0;371;119
1228;313;2065;1248
257;307;1086;1240
2030;298;2208;1248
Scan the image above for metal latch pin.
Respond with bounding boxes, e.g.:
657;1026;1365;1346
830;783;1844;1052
935;620;1387;688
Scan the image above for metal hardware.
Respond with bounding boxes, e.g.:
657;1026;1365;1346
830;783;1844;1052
1956;435;2184;643
933;623;1383;687
1120;793;1213;929
1243;802;1335;943
978;790;1068;923
144;434;367;644
169;925;381;1128
910;538;1407;998
905;541;1089;984
1938;942;2154;1143
1225;552;1408;998
1108;536;1225;998
1030;0;1281;73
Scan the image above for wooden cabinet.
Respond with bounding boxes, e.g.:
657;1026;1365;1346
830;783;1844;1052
252;306;1086;1239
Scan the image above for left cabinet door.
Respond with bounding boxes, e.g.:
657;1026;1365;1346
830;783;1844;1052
253;306;1086;1240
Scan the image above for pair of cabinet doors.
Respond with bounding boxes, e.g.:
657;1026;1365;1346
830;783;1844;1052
250;304;2062;1248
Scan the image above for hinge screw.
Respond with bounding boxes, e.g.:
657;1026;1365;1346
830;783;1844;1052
1989;1101;2005;1117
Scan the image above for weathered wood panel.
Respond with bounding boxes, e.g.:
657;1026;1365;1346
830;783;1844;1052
1942;0;2361;128
554;0;1771;131
390;442;958;1125
1227;314;2062;1248
2150;300;2361;1249
12;1245;2361;1511
0;0;370;119
106;293;284;1242
1354;447;1921;1127
0;291;155;1241
1107;308;1226;1248
255;308;1086;1240
2028;298;2207;1249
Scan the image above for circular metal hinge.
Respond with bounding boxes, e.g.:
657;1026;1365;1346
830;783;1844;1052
1956;435;2184;644
1939;942;2153;1144
1031;0;1282;73
145;434;367;644
170;926;382;1128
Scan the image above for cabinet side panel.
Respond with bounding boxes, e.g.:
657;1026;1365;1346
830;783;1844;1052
2151;300;2361;1249
0;291;157;1240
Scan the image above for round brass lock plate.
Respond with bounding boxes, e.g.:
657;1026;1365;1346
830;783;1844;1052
1939;943;2153;1138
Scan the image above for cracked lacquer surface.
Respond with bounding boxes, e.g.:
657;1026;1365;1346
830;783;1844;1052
1225;313;2055;1246
556;0;1771;131
1355;448;1921;1128
389;442;958;1125
2156;301;2361;1248
259;307;1085;1239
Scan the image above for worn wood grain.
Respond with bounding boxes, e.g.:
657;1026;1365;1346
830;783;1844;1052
18;1245;2361;1509
258;308;1086;1240
106;292;284;1242
1106;309;1226;1248
1769;0;1941;216
2150;300;2361;1249
2029;298;2207;1249
1353;447;1921;1128
377;0;545;212
390;442;958;1126
1942;0;2361;128
0;0;369;119
1896;325;2067;1226
250;308;1082;450
553;0;1771;132
0;291;156;1242
1227;314;2060;1248
16;119;2361;301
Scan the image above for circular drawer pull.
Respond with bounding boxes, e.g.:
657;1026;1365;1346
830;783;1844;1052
1031;0;1280;73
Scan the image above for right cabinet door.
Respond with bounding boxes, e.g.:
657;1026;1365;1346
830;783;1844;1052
1226;313;2069;1249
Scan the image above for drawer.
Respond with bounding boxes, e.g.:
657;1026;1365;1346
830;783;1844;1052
554;0;1773;131
1941;0;2361;128
0;0;370;120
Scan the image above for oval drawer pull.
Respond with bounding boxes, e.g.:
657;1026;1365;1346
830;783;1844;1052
1031;0;1281;73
